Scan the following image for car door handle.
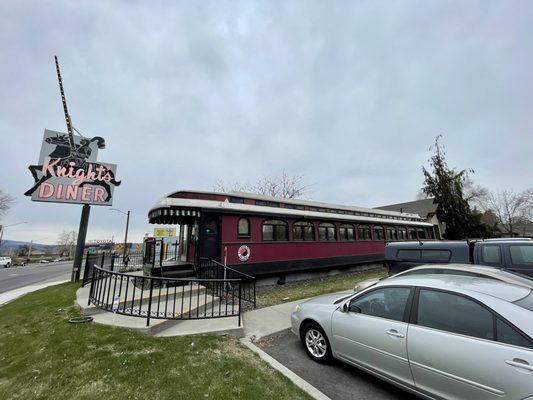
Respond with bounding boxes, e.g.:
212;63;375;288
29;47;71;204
386;329;405;338
505;359;533;372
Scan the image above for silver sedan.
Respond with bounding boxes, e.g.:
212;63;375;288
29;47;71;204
291;274;533;400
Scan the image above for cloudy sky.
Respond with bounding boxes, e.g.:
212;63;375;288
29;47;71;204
1;0;532;245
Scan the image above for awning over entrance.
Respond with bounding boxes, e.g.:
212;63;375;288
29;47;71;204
148;207;201;224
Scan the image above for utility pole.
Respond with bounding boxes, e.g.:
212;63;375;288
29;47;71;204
0;222;28;253
27;240;33;262
54;56;90;282
110;208;130;262
124;210;130;260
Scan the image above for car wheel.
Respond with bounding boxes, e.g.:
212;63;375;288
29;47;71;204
301;322;332;363
6;263;11;268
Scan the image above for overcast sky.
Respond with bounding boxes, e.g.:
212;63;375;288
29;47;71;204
1;0;532;245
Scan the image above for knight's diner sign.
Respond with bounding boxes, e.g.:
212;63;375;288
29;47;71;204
25;129;121;206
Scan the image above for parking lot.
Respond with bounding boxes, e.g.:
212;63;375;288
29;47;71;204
259;330;416;400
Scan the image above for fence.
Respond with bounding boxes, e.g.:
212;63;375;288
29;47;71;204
82;251;143;286
197;258;256;308
143;239;182;267
88;265;244;326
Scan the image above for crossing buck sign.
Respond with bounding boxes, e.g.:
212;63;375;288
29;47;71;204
24;129;121;206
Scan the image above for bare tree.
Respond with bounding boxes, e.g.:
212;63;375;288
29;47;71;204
0;189;15;219
214;172;311;199
213;180;250;193
463;177;489;208
481;189;533;236
57;230;77;257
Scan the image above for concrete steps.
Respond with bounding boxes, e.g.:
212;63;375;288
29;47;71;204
75;281;243;337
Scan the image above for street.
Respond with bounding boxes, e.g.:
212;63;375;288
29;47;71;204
0;261;72;294
259;330;416;400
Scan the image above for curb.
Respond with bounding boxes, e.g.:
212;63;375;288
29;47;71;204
240;337;332;400
247;327;292;343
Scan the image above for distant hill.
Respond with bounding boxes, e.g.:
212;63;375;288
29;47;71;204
0;240;48;252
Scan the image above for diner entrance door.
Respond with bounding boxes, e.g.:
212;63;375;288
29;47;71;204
199;216;220;262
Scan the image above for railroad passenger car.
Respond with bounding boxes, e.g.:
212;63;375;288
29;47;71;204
147;190;434;277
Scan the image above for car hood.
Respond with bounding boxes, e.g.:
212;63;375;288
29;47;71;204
302;292;352;306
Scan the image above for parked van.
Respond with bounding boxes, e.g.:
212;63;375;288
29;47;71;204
0;257;12;268
385;239;533;277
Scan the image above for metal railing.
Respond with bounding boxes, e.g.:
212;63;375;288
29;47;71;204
82;251;144;286
197;258;256;308
143;238;182;268
88;265;243;326
113;252;144;273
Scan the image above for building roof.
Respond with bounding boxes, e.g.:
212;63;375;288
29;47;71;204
149;191;433;227
165;190;422;218
374;198;438;219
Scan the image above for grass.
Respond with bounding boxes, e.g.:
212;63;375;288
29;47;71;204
256;268;387;308
0;283;311;400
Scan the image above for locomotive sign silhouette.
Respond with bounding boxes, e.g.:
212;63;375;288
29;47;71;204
25;129;120;206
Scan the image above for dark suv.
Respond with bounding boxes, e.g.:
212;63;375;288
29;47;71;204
384;239;533;277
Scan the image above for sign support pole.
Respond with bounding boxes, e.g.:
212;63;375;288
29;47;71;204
72;204;91;282
54;56;91;283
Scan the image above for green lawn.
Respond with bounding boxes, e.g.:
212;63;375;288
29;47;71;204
256;268;386;308
0;283;310;400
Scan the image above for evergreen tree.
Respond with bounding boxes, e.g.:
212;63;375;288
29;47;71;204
422;136;494;239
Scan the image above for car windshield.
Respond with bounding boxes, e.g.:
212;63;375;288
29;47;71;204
514;291;533;312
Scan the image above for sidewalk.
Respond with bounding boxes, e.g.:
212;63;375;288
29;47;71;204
0;279;69;306
243;290;351;341
243;299;304;340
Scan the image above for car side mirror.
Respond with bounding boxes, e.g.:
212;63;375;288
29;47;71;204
350;305;361;313
342;303;361;313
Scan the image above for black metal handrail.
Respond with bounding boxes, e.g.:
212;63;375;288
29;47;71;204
88;265;243;326
82;251;145;287
197;258;256;307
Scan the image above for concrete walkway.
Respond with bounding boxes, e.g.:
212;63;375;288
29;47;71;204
243;299;304;340
243;290;352;341
0;279;69;306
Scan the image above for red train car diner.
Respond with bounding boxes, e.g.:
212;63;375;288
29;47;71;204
147;190;434;277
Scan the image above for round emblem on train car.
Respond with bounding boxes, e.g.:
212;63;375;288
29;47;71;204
237;245;251;262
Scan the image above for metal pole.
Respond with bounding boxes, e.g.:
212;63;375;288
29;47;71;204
72;204;91;282
146;279;154;327
123;210;130;262
0;226;3;250
54;56;75;151
27;240;33;262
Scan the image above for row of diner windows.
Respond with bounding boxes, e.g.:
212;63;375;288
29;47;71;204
229;196;419;222
237;218;429;242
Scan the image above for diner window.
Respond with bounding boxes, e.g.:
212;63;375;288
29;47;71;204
386;228;398;241
358;225;372;240
318;223;337;241
374;226;385;241
237;218;250;237
293;221;315;241
262;219;288;241
417;229;427;239
339;224;355;241
408;229;417;240
229;197;244;204
398;228;407;240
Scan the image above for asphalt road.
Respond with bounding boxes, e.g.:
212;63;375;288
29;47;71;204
259;330;416;400
0;261;73;293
